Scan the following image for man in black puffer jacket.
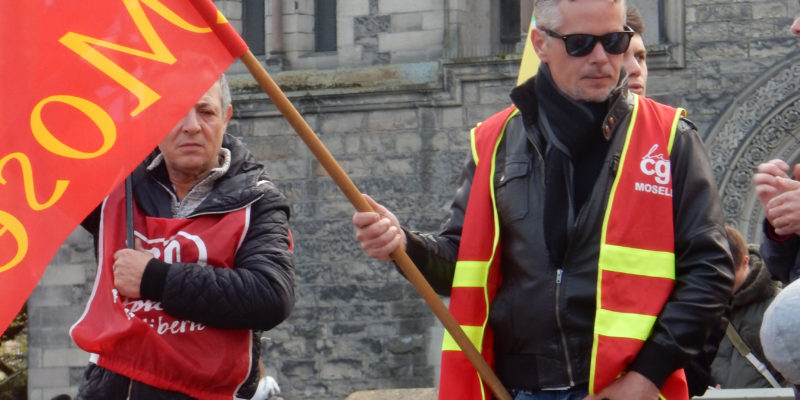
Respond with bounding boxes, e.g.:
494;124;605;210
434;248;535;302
71;74;295;400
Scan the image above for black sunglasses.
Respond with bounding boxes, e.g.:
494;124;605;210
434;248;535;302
543;27;634;57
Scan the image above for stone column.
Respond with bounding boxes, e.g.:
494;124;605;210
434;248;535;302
270;0;284;53
267;0;286;70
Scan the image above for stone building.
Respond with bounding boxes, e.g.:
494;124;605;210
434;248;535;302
25;0;800;399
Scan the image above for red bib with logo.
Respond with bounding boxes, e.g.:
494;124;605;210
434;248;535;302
71;184;252;400
590;95;688;400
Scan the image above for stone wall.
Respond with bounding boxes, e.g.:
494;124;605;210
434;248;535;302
263;0;449;70
648;0;799;130
27;230;95;400
25;1;800;399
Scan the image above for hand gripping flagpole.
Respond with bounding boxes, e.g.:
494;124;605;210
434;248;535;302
125;177;134;249
239;52;511;400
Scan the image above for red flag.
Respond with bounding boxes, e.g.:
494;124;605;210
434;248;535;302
0;0;248;334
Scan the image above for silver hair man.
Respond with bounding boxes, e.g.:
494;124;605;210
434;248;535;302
534;0;627;30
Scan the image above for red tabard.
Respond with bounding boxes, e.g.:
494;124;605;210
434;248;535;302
590;95;688;399
439;106;515;400
70;184;252;400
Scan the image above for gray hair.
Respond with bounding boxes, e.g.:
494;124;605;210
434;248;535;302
533;0;563;30
218;74;232;112
534;0;626;31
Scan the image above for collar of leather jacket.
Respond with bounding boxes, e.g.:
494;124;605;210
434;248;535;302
511;63;630;144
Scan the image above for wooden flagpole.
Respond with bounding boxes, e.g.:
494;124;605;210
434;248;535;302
238;51;511;400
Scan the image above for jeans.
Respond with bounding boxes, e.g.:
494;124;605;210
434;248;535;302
510;386;589;400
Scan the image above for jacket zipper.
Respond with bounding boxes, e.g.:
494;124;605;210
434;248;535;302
530;120;575;386
554;153;620;388
555;268;575;386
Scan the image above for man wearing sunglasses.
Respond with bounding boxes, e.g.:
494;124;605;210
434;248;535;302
352;1;733;399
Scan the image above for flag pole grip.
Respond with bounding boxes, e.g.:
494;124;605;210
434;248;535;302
239;51;511;400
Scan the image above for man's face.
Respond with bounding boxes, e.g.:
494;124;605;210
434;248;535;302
533;0;626;102
158;81;232;180
623;33;647;95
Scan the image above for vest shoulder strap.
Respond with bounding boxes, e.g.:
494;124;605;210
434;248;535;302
636;96;686;154
470;106;518;166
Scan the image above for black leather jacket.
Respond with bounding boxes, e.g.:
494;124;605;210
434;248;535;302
405;76;734;391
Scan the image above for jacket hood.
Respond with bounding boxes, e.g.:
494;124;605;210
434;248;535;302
732;247;780;309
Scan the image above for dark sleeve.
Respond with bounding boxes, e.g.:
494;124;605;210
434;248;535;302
684;309;728;397
402;153;476;296
80;205;103;257
140;183;295;331
760;221;800;284
81;205;102;235
628;120;735;388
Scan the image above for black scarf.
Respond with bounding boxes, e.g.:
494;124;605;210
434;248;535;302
533;65;611;266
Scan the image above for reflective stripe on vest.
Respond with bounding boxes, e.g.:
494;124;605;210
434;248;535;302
590;94;689;400
439;106;517;400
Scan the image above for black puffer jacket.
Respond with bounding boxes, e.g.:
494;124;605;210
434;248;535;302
77;134;294;399
404;68;733;391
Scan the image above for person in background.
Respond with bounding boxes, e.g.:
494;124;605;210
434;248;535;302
710;227;783;389
71;75;295;400
754;157;800;284
622;4;647;96
353;0;733;399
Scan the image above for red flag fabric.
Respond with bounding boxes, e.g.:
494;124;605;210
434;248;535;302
0;0;248;334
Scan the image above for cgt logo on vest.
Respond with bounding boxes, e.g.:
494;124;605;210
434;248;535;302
635;144;672;197
135;231;208;265
114;231;210;335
